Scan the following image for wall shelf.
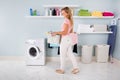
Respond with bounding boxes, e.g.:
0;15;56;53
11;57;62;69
77;31;113;34
25;16;114;19
27;4;114;19
73;16;114;19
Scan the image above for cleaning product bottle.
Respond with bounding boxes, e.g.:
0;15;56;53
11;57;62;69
52;8;56;16
49;8;52;16
33;10;37;16
56;8;60;16
30;8;33;16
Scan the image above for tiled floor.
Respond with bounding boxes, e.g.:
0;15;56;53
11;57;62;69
0;60;120;80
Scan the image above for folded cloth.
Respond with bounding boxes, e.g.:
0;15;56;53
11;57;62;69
103;12;114;16
50;43;60;47
78;13;91;16
92;11;103;17
78;9;91;16
58;44;77;55
79;9;88;12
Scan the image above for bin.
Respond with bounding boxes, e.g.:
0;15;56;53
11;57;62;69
95;44;110;62
81;45;93;63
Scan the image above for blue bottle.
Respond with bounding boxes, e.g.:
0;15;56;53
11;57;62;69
30;8;33;16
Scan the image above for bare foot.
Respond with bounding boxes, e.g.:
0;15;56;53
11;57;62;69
56;69;65;74
71;68;79;74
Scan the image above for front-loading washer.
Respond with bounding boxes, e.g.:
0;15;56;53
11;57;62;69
25;39;46;65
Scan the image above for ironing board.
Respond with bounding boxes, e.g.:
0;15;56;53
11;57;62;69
107;25;117;62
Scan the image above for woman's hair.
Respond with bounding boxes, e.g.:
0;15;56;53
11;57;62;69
61;7;73;26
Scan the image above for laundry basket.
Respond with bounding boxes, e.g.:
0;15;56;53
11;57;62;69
81;45;93;63
95;44;110;63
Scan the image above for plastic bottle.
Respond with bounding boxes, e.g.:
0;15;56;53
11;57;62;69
52;8;56;16
30;8;33;16
56;8;60;16
37;10;40;16
33;10;37;16
49;8;52;16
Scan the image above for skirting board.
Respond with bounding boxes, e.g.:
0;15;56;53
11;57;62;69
0;56;25;61
0;56;80;62
0;56;120;66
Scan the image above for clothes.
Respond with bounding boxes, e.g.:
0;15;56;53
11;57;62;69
61;18;78;45
91;11;103;17
50;43;59;47
58;44;77;55
78;9;91;16
60;35;78;70
61;18;72;37
48;43;53;48
103;12;114;16
73;44;77;53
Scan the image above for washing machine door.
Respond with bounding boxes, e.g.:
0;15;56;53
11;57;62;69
27;45;42;60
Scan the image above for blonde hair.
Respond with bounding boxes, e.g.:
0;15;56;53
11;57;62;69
61;7;73;26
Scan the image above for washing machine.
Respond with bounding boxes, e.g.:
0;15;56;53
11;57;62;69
25;39;46;66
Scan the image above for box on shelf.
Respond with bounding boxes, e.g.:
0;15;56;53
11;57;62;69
92;24;108;32
77;24;94;33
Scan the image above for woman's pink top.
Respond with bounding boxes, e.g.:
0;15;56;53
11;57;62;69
61;18;78;45
61;18;72;37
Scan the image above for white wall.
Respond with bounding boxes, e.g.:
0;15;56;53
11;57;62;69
0;0;119;59
112;0;120;60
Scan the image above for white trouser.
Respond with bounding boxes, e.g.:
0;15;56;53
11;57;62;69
60;35;78;70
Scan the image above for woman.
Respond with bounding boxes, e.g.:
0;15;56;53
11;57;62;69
51;7;79;74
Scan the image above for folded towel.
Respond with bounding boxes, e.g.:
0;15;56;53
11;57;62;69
78;13;91;16
78;9;91;16
92;11;103;17
79;9;88;12
103;12;114;16
50;43;60;47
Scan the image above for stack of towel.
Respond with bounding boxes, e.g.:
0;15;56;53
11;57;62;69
77;9;114;17
78;9;91;16
91;11;103;17
102;12;114;16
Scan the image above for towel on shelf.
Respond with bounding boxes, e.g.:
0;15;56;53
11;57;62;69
78;9;91;16
103;12;114;16
91;11;103;17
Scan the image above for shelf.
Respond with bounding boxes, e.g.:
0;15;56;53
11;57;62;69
25;16;63;18
73;16;114;19
77;31;113;34
43;5;80;8
25;16;114;19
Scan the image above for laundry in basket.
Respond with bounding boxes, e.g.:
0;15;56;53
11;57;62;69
47;32;61;45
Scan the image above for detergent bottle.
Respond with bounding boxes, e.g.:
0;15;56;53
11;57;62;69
30;8;33;16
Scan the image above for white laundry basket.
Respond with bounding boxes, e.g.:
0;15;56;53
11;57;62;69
81;45;93;63
95;44;110;63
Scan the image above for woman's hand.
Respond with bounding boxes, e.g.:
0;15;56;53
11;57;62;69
51;32;57;36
